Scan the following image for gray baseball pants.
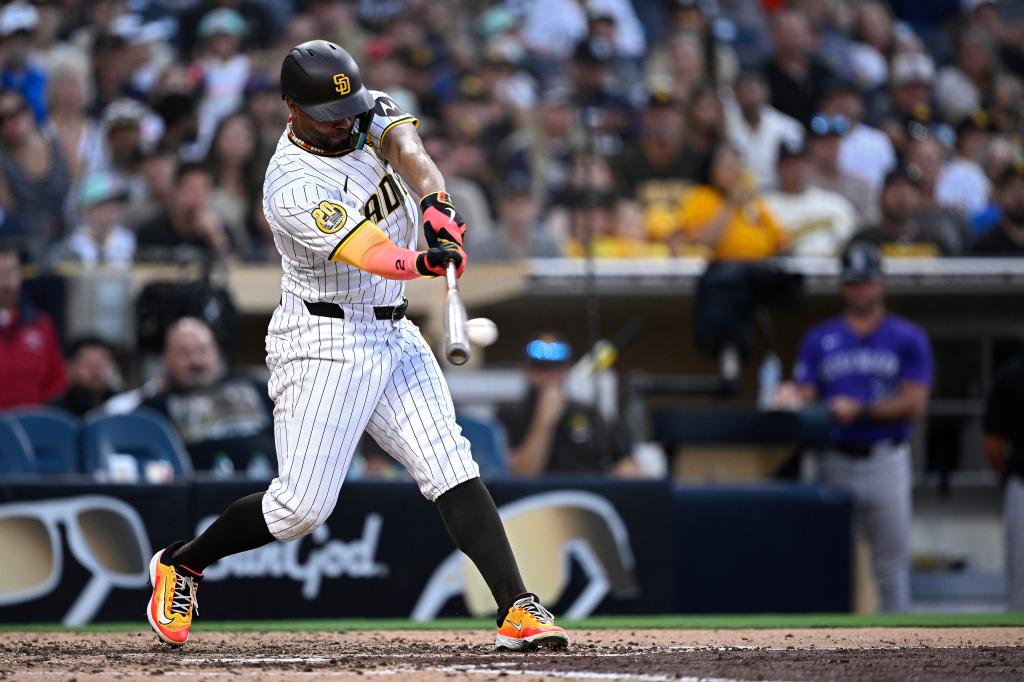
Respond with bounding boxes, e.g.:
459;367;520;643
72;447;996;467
821;441;912;613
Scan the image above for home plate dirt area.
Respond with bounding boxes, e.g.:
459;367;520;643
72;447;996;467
2;628;1023;682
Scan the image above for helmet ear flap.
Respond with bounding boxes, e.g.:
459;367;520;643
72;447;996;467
353;109;375;150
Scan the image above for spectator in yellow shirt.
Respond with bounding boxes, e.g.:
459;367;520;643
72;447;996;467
670;145;788;260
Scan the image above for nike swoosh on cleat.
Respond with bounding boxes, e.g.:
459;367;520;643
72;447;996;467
156;583;175;626
509;620;522;631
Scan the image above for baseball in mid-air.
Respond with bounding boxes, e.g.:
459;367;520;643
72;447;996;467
465;318;499;347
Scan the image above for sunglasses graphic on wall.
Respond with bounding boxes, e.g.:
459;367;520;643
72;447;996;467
412;490;639;621
0;496;152;625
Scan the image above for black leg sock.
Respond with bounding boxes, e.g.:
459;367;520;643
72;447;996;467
436;478;527;626
170;492;275;572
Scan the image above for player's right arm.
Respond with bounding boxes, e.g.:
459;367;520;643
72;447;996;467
334;220;465;279
268;184;465;279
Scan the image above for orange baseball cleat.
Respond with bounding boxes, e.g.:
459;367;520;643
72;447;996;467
495;593;570;651
146;543;202;647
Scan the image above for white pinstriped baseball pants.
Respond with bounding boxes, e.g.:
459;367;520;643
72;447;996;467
261;293;479;541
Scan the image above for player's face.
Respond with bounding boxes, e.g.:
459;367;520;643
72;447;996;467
842;280;885;315
291;105;357;151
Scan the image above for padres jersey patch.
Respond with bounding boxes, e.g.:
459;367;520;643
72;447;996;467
311;200;348;234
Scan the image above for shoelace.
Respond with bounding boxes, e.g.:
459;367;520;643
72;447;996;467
170;572;200;617
515;597;555;625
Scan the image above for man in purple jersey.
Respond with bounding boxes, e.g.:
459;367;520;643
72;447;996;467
792;242;932;612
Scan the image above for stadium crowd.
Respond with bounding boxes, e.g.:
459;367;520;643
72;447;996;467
0;0;1020;267
1;0;1024;473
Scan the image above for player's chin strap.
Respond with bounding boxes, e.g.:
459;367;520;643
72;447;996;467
352;109;375;151
286;109;376;155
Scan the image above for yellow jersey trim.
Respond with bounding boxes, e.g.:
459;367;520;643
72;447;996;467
378;116;419;149
328;218;371;261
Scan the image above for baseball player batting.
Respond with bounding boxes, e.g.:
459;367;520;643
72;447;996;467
146;40;569;652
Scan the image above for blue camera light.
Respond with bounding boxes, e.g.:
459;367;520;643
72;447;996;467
526;339;572;363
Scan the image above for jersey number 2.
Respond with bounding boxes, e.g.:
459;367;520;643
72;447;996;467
363;174;404;225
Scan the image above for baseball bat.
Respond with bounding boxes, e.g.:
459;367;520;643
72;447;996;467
443;261;471;365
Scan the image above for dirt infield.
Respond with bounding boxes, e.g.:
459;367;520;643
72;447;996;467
2;628;1023;681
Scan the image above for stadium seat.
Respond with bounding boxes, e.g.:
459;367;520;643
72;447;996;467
81;408;193;479
9;407;82;474
455;413;508;478
0;415;36;476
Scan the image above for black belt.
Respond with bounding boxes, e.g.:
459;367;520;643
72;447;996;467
303;298;408;321
837;439;908;458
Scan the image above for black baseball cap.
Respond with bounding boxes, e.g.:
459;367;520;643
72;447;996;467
841;242;883;283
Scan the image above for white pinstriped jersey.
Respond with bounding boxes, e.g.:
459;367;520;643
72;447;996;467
257;93;480;540
262;90;419;306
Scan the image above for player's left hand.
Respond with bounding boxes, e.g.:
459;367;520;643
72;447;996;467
829;395;864;425
421;192;466;248
416;239;466;278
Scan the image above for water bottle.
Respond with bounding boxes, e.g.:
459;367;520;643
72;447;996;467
757;352;782;410
211;452;235;480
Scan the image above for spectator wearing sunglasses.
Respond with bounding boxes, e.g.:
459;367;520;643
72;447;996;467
822;84;897;193
496;333;636;477
806;112;879;225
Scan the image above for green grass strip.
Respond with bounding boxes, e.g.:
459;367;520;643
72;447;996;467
3;613;1024;633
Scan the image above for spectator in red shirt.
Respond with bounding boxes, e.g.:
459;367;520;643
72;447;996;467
0;246;66;409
